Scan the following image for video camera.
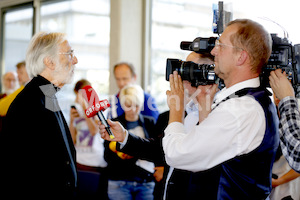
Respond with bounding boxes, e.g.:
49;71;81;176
166;34;300;94
166;36;218;87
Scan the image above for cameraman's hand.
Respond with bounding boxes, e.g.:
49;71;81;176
166;71;185;123
99;119;127;142
269;69;295;100
196;84;218;122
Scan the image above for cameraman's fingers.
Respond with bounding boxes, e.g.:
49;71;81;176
172;71;179;90
169;74;175;91
173;71;184;92
211;84;219;95
178;73;184;91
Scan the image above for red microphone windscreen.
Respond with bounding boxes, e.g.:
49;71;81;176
80;85;110;118
81;85;99;106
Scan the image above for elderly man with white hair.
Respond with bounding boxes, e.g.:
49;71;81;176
0;32;78;198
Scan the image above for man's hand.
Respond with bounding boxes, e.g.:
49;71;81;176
99;119;126;142
196;84;218;122
166;71;185;123
153;166;164;182
269;69;295;100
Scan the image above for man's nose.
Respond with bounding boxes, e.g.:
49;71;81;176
73;55;78;65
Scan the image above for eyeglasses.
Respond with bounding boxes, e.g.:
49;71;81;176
59;49;75;58
215;39;243;51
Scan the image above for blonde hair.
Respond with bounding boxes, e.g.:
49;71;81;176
26;32;66;78
119;84;144;110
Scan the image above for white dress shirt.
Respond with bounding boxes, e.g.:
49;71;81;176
163;77;266;172
163;99;200;199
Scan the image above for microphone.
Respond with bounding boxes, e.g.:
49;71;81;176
180;41;193;51
81;85;115;139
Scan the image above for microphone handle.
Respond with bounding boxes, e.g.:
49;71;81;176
97;111;115;139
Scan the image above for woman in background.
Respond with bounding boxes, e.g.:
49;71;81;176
69;79;108;198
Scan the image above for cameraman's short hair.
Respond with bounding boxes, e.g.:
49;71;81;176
227;19;272;73
26;32;66;78
113;62;136;77
119;84;144;110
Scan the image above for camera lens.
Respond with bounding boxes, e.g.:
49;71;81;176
166;58;217;86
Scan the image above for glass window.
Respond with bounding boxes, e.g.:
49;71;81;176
3;6;33;73
150;0;214;112
150;0;300;113
40;0;110;122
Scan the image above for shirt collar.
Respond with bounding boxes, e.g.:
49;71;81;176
186;99;198;114
213;77;260;106
37;75;60;97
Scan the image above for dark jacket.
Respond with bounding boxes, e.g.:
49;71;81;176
119;111;168;165
104;113;158;182
116;111;169;200
0;75;77;198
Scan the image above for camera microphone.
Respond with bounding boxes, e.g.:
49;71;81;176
180;41;193;51
81;85;115;139
180;37;217;54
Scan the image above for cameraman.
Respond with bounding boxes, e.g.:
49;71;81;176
164;18;279;199
269;69;300;173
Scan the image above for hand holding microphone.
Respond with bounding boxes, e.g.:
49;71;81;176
80;85;115;139
99;119;127;143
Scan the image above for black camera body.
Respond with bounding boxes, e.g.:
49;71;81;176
166;37;218;87
166;34;300;94
261;34;300;91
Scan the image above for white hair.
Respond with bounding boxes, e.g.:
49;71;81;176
119;84;144;110
25;32;66;78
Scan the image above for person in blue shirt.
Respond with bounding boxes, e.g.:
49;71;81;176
107;62;159;121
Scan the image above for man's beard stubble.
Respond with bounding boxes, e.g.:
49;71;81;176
53;63;75;86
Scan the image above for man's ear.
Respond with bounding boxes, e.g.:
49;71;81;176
43;57;56;70
236;50;248;66
132;74;137;82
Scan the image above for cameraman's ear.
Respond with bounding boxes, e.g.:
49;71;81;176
236;50;248;66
